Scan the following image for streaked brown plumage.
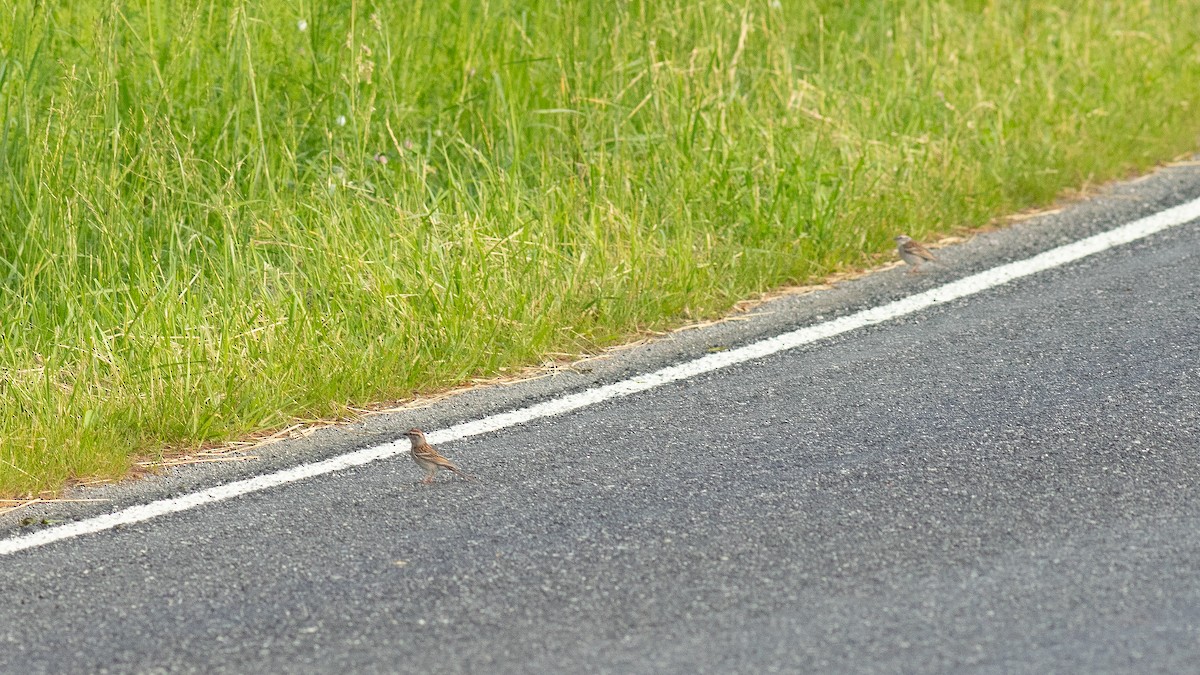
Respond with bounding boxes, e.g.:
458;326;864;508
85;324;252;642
894;234;937;273
401;428;472;484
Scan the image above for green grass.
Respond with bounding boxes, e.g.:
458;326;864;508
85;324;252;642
2;0;1199;495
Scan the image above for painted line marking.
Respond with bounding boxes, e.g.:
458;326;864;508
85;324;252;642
3;197;1199;556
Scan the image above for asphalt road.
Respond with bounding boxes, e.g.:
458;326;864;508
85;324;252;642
2;176;1199;673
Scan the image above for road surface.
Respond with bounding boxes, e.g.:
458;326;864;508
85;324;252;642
2;167;1199;673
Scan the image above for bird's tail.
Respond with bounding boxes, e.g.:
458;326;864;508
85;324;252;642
447;464;477;482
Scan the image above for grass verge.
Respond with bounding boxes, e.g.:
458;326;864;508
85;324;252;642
2;0;1199;495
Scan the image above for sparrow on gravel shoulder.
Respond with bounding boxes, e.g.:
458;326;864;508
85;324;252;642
894;234;937;274
401;428;473;484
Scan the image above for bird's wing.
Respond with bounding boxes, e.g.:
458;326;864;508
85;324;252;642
414;442;474;480
414;443;460;469
905;241;937;261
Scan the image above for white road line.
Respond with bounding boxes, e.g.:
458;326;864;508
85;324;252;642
3;198;1199;556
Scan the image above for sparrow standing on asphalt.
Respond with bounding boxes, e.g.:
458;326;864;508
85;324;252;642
894;234;937;273
401;428;472;484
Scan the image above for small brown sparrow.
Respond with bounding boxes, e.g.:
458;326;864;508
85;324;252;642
894;234;937;273
401;428;472;484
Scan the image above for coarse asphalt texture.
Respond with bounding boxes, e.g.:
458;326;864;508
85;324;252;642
2;163;1200;673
